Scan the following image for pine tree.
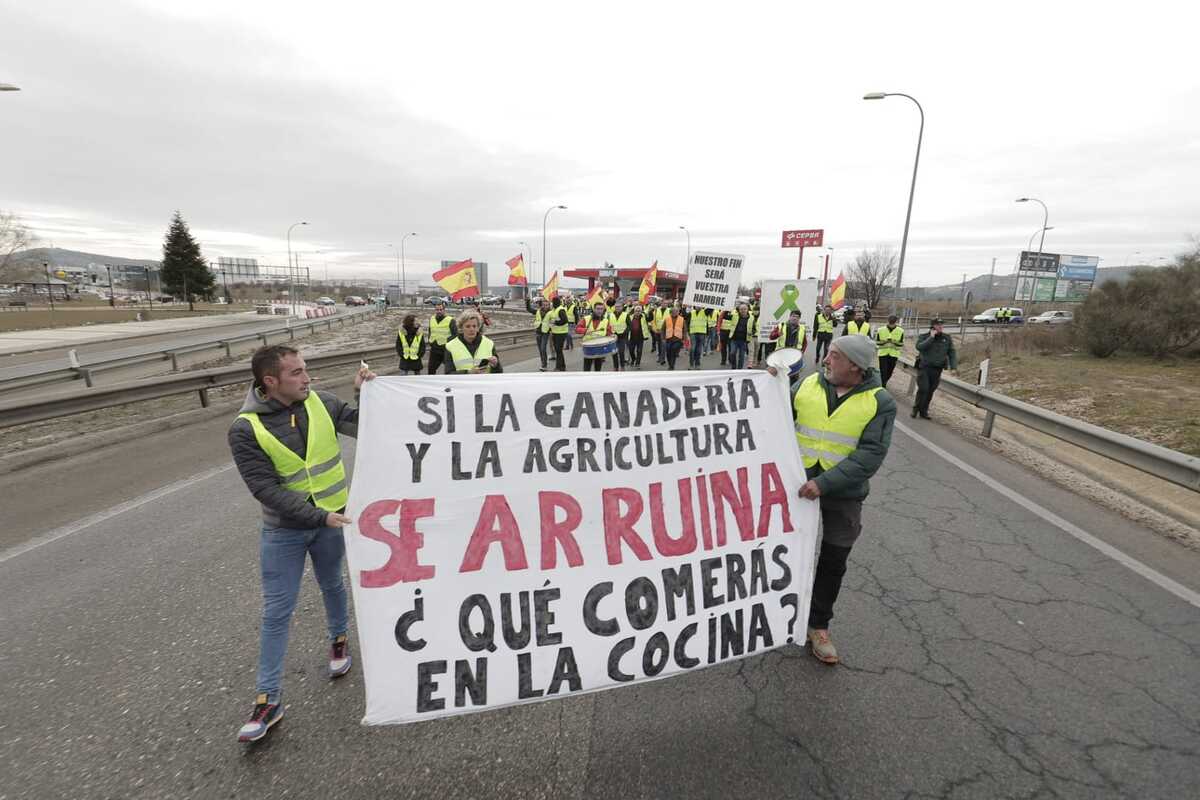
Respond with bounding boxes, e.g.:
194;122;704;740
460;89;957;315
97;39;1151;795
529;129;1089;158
160;211;215;309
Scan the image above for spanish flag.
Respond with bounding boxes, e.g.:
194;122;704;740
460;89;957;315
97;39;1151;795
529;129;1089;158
433;259;480;300
541;270;560;301
584;283;606;307
505;254;527;286
829;271;846;309
638;261;658;304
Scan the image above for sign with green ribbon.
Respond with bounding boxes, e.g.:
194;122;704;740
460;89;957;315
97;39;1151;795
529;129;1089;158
757;279;818;344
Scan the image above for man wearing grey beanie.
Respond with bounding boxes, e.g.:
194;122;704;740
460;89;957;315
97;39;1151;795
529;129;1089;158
770;333;896;664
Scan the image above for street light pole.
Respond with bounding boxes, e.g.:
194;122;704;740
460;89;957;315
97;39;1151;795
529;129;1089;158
401;232;417;305
1016;197;1049;272
105;264;115;307
542;205;567;290
286;221;308;316
678;225;691;271
864;91;924;314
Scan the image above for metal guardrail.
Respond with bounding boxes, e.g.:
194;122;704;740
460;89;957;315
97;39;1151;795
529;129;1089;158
0;307;381;395
898;358;1200;493
0;328;538;429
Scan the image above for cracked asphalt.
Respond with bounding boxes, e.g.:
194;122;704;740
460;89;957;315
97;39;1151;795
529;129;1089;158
1;345;1198;799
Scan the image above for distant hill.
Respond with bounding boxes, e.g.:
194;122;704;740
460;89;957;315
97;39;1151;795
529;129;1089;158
8;247;160;270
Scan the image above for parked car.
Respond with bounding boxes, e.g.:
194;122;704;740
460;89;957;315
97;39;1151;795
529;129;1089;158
316;296;337;306
1028;310;1073;325
478;294;503;306
344;295;367;306
423;295;450;306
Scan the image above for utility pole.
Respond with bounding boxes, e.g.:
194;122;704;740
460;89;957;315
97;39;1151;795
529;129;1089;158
105;265;115;307
44;262;54;311
988;257;996;300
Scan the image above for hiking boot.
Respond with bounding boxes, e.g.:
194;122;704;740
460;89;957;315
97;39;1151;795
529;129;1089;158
807;628;839;665
237;693;283;742
329;634;352;678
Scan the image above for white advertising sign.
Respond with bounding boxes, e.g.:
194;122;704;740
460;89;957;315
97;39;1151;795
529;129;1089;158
683;252;744;311
344;372;818;724
757;279;819;343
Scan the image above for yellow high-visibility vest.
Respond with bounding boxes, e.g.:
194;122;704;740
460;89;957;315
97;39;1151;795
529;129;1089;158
773;323;806;349
429;315;453;345
609;309;630;334
689;308;709;334
445;335;496;373
816;313;835;334
237;391;348;512
846;320;871;337
549;307;569;335
875;325;903;358
792;373;880;471
582;316;611;341
397;329;423;360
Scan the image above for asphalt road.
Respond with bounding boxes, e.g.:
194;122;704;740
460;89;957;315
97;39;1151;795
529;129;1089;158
2;341;1198;799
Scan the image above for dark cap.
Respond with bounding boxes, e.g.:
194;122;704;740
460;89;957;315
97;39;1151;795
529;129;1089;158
930;317;944;326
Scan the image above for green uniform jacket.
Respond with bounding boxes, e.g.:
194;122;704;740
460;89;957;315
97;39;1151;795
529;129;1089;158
792;370;896;500
915;331;958;369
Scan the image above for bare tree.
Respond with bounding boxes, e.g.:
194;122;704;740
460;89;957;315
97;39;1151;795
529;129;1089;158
0;211;37;281
846;246;898;310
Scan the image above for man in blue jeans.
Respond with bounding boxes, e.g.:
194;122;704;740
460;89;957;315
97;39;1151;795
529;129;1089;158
228;344;375;742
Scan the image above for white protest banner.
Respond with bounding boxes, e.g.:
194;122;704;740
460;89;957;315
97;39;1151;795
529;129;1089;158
757;279;819;343
683;251;744;310
343;371;818;725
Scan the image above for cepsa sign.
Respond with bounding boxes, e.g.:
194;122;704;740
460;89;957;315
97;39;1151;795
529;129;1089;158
781;229;824;248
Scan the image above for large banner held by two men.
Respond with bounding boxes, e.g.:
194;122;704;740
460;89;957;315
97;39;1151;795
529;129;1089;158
344;371;818;724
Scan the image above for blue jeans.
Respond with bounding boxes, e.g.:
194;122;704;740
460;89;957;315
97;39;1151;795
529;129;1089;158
728;339;748;369
257;525;349;703
689;332;705;366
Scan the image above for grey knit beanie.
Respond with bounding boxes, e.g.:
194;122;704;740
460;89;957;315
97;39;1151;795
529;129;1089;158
830;335;878;372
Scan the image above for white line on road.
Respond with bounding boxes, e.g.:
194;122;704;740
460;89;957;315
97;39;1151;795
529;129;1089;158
896;421;1200;610
0;463;237;566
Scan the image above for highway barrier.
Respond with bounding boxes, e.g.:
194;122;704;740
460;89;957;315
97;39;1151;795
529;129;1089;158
0;328;538;429
898;358;1200;493
0;306;380;396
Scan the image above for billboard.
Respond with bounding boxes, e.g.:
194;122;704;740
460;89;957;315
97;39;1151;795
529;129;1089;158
781;229;824;248
1014;252;1098;303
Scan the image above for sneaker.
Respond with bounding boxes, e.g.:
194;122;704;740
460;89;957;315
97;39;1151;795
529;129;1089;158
329;634;352;678
807;628;839;665
919;412;931;420
237;693;283;742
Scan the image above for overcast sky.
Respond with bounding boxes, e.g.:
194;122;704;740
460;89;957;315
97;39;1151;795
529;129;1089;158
2;0;1198;288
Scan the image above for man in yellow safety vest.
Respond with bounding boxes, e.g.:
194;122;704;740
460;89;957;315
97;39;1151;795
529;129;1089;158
768;334;895;666
229;344;376;742
874;314;904;387
426;301;457;375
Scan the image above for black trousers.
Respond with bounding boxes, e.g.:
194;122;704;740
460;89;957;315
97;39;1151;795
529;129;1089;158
808;497;862;629
551;332;567;371
814;332;833;362
583;357;604;372
535;331;550;369
878;355;898;387
914;365;943;414
650;330;660;353
664;339;683;369
612;332;628;370
427;345;449;375
718;331;730;364
628;337;644;366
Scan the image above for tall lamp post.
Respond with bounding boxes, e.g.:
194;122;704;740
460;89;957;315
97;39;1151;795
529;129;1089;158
864;91;924;314
1027;225;1054;253
678;225;691;271
542;205;567;290
401;232;417;305
286;221;308;316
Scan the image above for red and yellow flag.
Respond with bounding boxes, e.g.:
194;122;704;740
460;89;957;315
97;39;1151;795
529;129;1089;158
541;270;560;301
505;254;527;286
829;272;846;309
638;260;658;304
584;283;606;307
432;259;480;300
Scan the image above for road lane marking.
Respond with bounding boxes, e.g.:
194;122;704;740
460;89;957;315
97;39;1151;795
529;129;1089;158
0;463;237;565
896;421;1200;610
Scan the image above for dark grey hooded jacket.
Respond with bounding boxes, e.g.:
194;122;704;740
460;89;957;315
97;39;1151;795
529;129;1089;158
228;384;360;529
